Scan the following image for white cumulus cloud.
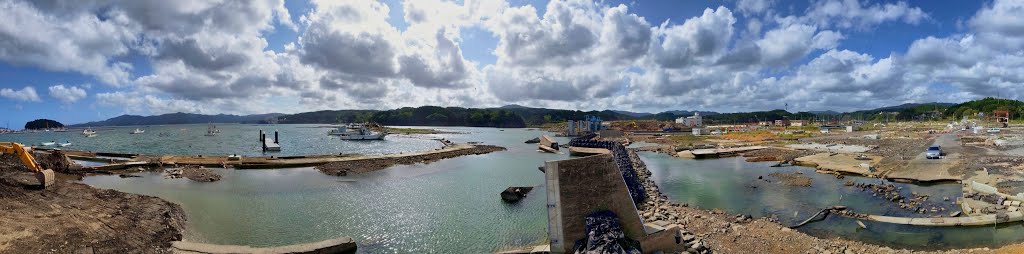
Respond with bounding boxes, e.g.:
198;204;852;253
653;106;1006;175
48;85;87;104
0;86;41;102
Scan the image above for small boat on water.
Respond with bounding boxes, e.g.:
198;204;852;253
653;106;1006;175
205;124;220;136
81;129;96;136
328;123;387;140
85;133;97;138
59;141;72;147
130;128;145;134
40;141;56;146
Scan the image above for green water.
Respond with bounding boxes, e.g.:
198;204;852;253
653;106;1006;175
641;152;1024;250
80;127;568;253
8;126;1021;251
0;124;442;156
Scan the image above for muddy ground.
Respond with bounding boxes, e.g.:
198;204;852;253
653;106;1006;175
0;155;186;253
317;145;506;175
742;148;817;163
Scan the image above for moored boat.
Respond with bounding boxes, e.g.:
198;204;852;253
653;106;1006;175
205;124;220;136
328;123;387;140
130;128;145;134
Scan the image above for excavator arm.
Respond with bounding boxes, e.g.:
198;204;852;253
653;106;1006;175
0;142;55;188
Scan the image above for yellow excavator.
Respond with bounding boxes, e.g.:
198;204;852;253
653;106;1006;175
0;142;55;188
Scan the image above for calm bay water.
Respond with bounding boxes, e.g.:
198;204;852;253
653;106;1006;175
0;124;442;156
79;127;569;253
4;126;1020;251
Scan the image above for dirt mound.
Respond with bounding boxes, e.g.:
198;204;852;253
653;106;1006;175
182;166;222;182
317;145;506;176
0;164;186;253
768;172;812;187
742;148;816;163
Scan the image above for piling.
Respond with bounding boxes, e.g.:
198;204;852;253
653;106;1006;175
260;130;267;152
275;130;279;144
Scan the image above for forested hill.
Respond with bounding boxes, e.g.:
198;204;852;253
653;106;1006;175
70;99;1024;128
24;119;64;129
274;106;638;127
945;97;1024;118
73;113;283;127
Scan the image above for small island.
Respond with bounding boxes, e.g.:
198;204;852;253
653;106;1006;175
24;119;64;130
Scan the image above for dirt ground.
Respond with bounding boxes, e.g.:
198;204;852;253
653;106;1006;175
316;144;506;175
0;157;186;253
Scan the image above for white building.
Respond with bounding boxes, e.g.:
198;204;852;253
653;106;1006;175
675;112;703;127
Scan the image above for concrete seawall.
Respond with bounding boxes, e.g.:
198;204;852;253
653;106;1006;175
56;144;499;171
171;237;356;254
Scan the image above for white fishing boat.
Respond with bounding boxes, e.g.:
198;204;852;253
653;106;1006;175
59;142;72;147
130;128;145;134
328;124;387;140
40;141;56;146
81;129;96;136
205;124;220;136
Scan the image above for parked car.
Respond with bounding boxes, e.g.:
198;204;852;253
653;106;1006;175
926;146;942;159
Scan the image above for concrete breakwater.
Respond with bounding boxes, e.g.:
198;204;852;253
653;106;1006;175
316;144;506;175
171;237;356;254
49;144;505;174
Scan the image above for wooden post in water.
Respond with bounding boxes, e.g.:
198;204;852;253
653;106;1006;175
274;130;279;144
260;130;266;152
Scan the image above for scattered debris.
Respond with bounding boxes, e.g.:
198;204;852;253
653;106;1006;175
500;186;534;202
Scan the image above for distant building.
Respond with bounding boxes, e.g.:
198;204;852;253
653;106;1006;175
675;112;703;127
567;115;605;136
790;120;809;127
774;119;790;127
692;128;709;136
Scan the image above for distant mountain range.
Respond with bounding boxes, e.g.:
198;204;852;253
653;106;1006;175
73;112;284;127
67;99;1015;127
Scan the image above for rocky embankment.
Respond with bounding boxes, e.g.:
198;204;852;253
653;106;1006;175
317;144;506;176
626;150;1015;254
0;155;187;253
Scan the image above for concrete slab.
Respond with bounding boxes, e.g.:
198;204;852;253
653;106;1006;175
687;146;766;158
885;134;962;182
793;153;883;176
866;211;1024;226
786;143;874;153
171;237;356;254
567;146;610;156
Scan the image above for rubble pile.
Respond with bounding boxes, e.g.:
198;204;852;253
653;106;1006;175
571;211;643;254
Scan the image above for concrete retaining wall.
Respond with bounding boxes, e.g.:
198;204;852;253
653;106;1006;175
171;237;356;254
545;154;684;253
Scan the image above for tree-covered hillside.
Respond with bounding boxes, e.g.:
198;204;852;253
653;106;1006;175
945;97;1024;119
24;119;63;129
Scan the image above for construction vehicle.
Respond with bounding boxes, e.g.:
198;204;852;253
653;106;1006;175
0;142;55;188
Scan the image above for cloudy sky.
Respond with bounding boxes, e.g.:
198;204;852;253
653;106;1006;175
0;0;1021;126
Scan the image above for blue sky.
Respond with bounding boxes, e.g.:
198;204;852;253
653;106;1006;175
0;0;1021;128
